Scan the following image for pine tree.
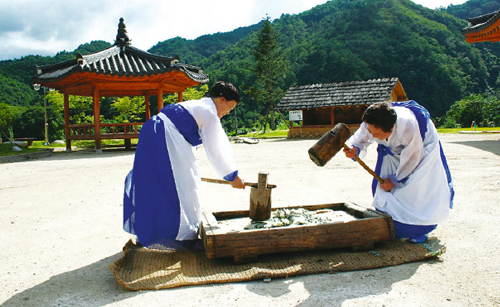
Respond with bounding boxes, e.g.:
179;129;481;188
250;15;286;131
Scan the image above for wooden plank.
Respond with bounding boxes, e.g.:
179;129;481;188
201;202;394;261
200;212;217;259
67;135;95;140
100;134;139;139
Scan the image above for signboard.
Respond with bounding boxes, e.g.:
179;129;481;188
289;110;303;121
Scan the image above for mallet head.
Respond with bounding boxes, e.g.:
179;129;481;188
308;123;351;166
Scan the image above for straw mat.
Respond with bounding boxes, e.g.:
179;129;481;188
110;238;445;291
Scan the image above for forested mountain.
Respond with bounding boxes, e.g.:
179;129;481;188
148;22;264;65
442;0;500;19
0;41;112;85
144;0;500;117
1;0;500;138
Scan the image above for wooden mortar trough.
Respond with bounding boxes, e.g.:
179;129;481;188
200;201;395;263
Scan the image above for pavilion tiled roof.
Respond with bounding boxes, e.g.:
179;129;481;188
33;45;208;83
462;10;500;43
275;78;400;110
33;17;208;89
462;10;500;35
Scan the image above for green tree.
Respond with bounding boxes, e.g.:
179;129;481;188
443;94;500;128
483;94;500;127
247;15;287;131
0;103;17;143
163;84;209;104
111;97;146;122
12;104;65;142
48;91;93;124
0;74;39;106
13;105;45;141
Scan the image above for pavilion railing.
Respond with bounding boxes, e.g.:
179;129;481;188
68;123;143;140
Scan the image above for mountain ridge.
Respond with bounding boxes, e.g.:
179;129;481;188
1;0;500;118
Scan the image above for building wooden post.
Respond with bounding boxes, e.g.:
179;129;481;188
178;91;183;102
64;92;71;152
330;107;335;126
93;87;102;153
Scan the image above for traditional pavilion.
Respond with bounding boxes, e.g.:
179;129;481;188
33;18;209;152
462;10;500;43
275;78;408;138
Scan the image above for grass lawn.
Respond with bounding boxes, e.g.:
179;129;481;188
0;143;46;157
436;127;500;133
242;127;500;138
0;139;139;157
239;130;289;138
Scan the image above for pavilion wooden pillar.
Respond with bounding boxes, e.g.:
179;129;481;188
157;83;164;111
178;92;183;102
93;87;102;153
145;94;151;120
63;92;71;152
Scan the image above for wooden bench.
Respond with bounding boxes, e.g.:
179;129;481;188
14;137;36;146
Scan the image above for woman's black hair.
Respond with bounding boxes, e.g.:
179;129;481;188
362;102;397;132
207;81;240;103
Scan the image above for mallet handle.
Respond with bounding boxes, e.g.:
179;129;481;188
343;144;384;183
201;177;277;189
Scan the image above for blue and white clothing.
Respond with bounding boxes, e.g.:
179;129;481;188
347;101;453;226
123;97;238;247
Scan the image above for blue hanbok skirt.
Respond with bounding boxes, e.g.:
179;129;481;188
123;104;202;248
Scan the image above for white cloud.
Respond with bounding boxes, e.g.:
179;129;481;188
0;0;330;60
412;0;467;9
0;0;472;61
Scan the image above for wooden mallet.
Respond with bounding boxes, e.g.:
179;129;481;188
201;173;276;221
308;123;384;183
200;177;276;189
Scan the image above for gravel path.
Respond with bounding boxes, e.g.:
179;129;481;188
1;133;499;307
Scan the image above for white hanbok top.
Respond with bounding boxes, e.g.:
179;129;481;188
347;107;451;225
180;97;238;179
160;97;238;240
123;97;239;244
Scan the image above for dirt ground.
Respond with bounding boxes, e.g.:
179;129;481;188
1;132;499;307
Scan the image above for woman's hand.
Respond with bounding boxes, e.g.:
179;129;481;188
230;176;245;189
343;146;356;159
380;179;395;191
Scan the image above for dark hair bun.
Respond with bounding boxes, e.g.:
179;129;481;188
208;81;240;103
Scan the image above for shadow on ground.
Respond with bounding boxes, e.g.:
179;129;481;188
245;258;440;307
1;253;138;307
451;139;500;156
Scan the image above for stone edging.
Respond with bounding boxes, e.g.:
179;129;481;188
0;149;54;163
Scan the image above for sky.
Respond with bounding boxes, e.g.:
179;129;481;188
0;0;469;61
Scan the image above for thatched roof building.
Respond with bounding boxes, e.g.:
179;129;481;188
276;78;408;138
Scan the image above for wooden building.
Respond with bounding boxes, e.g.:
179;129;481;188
32;18;208;152
275;78;408;138
462;10;500;43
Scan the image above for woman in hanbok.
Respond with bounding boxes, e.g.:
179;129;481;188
123;81;245;249
343;101;454;243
